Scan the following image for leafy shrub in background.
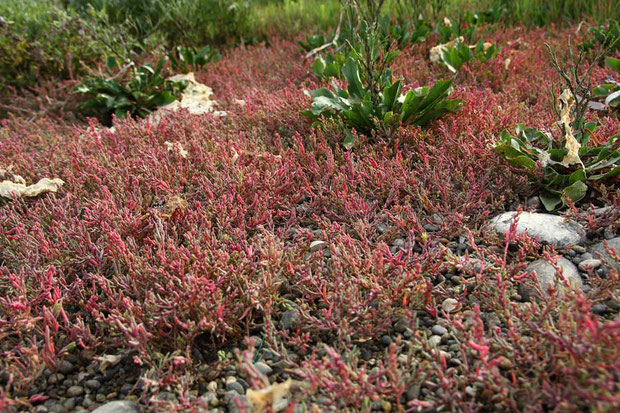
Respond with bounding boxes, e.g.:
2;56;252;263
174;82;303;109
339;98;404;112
76;58;187;124
166;45;221;74
580;19;620;55
0;0;115;92
592;57;620;111
433;38;498;73
68;0;250;46
304;57;463;138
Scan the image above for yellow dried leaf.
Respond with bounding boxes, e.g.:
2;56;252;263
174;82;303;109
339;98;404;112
247;379;292;413
162;195;188;215
0;178;64;199
558;89;582;167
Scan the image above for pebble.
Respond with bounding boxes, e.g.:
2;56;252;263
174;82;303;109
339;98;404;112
280;310;300;330
591;304;607;314
91;401;140;413
309;240;327;252
67;385;84;397
519;257;583;301
59;360;76;375
254;362;272;376
225;381;245;395
428;335;442;346
85;379;101;391
489;212;585;249
589;237;620;272
441;298;460;313
380;335;392;346
431;325;447;336
578;259;602;271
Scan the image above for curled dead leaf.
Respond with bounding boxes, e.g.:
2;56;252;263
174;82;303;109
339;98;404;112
162;195;188;216
164;141;188;158
558;89;583;168
247;379;292;413
0;177;64;199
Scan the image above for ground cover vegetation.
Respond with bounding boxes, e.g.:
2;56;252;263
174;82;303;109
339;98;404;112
1;0;620;412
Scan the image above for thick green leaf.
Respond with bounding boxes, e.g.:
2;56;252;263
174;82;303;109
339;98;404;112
562;180;587;204
606;57;620;73
342;57;365;99
382;80;401;111
540;192;562;211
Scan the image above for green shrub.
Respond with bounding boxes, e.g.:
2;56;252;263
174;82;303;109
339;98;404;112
432;38;499;73
580;19;620;55
166;45;221;74
0;0;115;91
592;57;620;111
304;57;463;138
75;58;187;125
494;124;619;211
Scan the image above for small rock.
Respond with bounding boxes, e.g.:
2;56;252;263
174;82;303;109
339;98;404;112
91;401;140;413
67;385;84;397
441;298;460;313
591;304;607;314
578;259;602;271
519;257;583;301
227;393;250;413
280;310;299;330
226;381;245;395
380;335;392;346
428;335;442;346
489;212;585;249
589;237;620;273
431;325;447;336
309;240;327;252
59;360;75;375
254;362;272;376
85;379;101;391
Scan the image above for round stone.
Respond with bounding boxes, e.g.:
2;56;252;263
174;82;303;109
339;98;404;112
431;325;447;336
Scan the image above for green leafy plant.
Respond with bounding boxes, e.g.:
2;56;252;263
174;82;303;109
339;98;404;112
592;57;620;111
303;56;463;138
495;124;620;211
304;0;463;140
76;58;187;124
166;45;221;74
495;41;620;211
579;18;620;55
433;38;498;73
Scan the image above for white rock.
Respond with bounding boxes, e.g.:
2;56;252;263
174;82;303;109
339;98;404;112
489;211;585;249
519;257;583;301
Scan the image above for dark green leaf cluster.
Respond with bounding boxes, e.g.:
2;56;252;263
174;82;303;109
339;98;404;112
166;45;221;75
495;124;620;211
76;59;187;125
579;19;620;55
435;38;499;73
592;57;620;110
303;56;463;137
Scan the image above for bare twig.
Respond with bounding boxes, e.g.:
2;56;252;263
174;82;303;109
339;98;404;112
304;7;346;59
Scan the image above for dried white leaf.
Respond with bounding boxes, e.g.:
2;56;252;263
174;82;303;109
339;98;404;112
247;379;292;413
164;141;188;158
558;89;583;168
0;178;64;199
97;354;122;373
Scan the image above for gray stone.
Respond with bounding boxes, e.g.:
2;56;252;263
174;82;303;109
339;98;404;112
254;362;272;376
92;401;140;413
225;381;245;395
280;310;299;330
591;304;607;314
226;393;251;413
519;257;583;301
578;258;602;271
431;325;447;336
85;379;101;391
59;360;75;375
309;240;327;252
67;385;84;397
489;212;585;249
589;237;620;273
